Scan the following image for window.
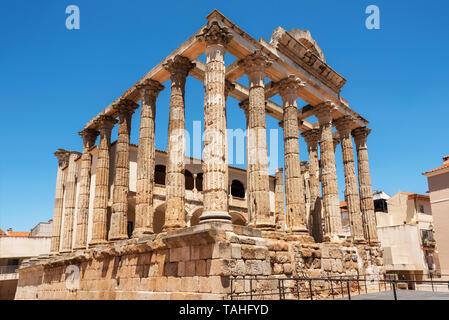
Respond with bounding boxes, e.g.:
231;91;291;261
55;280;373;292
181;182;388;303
185;170;194;190
155;165;166;185
230;180;245;198
419;205;425;213
196;173;203;192
127;221;133;239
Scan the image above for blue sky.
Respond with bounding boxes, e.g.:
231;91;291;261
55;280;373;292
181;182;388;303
1;0;448;231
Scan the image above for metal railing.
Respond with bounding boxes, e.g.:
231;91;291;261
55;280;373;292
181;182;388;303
229;274;449;300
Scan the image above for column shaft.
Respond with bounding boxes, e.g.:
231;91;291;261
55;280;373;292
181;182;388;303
74;129;98;249
61;152;81;252
352;126;378;244
301;129;322;242
89;115;117;246
163;55;194;231
335;116;365;243
314;102;343;242
278;75;307;233
50;149;70;253
134;80;164;237
274;168;285;231
241;50;274;230
109;100;137;240
198;22;233;223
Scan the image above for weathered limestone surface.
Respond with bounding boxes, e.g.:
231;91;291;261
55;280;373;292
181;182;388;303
301;129;322;243
335;116;365;243
74;129;99;250
15;224;384;300
61;152;81;252
134;80;164;237
163;55;195;231
274;168;285;231
50;149;70;253
278;75;308;234
352;126;378;244
89;115;117;246
109;100;138;241
198;22;233;224
314;102;343;242
241;50;274;230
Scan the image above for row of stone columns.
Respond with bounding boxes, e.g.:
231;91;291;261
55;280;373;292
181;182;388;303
299;104;378;244
50;21;377;252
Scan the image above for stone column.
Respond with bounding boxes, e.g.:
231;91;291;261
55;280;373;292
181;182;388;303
134;80;164;237
333;134;340;153
274;168;285;231
301;129;322;242
50;149;70;253
314;102;343;242
352;126;378;244
73;129;98;250
278;75;308;233
162;55;195;231
89;115;117;246
300;161;310;209
109;100;138;241
335;116;365;243
241;50;274;230
238;99;254;225
61;151;81;252
197;21;233;224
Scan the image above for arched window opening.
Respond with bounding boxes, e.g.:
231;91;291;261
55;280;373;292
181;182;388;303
231;180;245;198
155;165;166;185
196;173;203;192
185;170;194;190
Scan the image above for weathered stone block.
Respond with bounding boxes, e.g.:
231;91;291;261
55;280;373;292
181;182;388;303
231;244;241;259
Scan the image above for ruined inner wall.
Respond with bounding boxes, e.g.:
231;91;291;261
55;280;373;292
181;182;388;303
15;224;384;300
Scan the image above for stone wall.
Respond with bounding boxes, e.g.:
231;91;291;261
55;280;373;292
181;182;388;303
15;223;384;300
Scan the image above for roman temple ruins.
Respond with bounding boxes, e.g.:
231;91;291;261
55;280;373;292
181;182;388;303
15;10;384;300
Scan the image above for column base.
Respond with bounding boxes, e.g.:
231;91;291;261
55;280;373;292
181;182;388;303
132;227;154;238
72;245;88;251
199;211;232;224
109;234;129;241
162;221;186;232
324;234;347;244
255;222;276;231
88;239;108;247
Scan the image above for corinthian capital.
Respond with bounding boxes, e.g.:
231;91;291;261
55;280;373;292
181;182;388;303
334;115;356;136
240;49;273;74
78;128;99;150
136;79;164;99
277;75;305;100
114;98;139;117
94;115;117;132
313;101;337;124
301;129;320;147
54;148;70;167
197;21;233;46
352;126;371;143
163;55;195;79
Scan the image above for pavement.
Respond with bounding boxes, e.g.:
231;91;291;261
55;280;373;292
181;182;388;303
337;290;449;300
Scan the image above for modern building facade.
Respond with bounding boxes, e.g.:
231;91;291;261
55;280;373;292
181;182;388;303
376;191;440;280
0;222;51;299
423;155;449;275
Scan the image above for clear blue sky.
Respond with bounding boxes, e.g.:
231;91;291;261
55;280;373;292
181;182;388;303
1;0;448;231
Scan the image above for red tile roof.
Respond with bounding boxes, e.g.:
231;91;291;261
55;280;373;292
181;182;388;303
1;231;30;237
0;228;6;236
423;162;449;175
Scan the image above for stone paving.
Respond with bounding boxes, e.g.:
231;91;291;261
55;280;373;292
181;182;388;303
338;290;449;300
